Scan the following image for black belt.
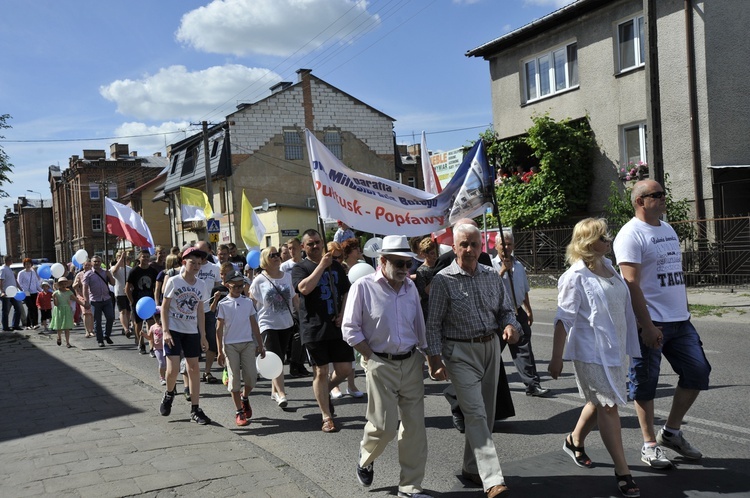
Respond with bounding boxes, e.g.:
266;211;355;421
374;348;415;361
446;333;496;344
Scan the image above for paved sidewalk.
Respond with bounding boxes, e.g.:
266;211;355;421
0;330;327;498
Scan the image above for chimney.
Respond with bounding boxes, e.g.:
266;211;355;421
110;143;129;158
82;150;106;160
270;81;292;94
296;68;312;82
130;151;138;157
153;152;162;157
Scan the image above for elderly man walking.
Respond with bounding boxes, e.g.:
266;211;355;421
343;235;431;498
426;223;519;498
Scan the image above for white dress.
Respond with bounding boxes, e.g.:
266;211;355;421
572;274;630;407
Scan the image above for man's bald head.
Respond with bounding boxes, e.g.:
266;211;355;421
453;217;478;229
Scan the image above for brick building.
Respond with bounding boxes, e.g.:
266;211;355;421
2;197;53;261
163;68;398;249
48;144;168;263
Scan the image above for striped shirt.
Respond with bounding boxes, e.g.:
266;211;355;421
425;260;520;356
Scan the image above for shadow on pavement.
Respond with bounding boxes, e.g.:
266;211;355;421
0;332;140;443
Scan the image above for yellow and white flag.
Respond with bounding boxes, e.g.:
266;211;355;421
241;190;266;250
180;186;213;221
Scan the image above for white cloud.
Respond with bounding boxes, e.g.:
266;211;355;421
100;64;282;121
112;121;193;157
175;0;379;57
523;0;576;8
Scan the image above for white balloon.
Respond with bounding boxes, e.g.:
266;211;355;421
4;285;17;298
50;263;66;279
362;237;383;258
256;351;283;379
348;262;375;284
74;249;89;264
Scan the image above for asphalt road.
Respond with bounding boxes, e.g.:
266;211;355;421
82;305;750;498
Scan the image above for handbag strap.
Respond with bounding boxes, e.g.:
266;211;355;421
262;273;295;320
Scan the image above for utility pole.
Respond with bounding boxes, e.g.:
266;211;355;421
202;121;213;209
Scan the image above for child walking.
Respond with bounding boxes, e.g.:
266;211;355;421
36;281;53;332
51;277;85;348
216;271;265;427
144;307;166;385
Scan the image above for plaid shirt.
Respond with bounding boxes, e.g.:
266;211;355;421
425;260;520;356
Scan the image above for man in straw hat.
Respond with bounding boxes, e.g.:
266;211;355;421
343;235;430;498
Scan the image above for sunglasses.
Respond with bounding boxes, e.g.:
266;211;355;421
332;255;342;260
599;235;612;243
269;252;281;259
386;259;410;269
640;191;666;200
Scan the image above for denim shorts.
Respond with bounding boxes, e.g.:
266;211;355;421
628;319;711;400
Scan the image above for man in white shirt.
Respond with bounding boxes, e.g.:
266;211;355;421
342;235;429;498
0;255;23;331
614;179;711;469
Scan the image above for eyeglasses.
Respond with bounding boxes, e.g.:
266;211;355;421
640;191;666;200
269;252;281;259
386;259;410;269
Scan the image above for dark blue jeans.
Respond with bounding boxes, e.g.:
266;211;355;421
92;299;115;343
2;296;22;330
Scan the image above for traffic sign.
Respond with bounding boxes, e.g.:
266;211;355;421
209;233;219;243
207;219;220;233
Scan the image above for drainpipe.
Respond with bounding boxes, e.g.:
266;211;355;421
684;0;706;221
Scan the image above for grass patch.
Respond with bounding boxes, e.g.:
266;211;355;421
689;304;724;317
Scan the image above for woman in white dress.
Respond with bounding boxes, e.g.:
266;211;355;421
549;218;641;498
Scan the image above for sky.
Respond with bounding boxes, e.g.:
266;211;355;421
0;0;574;254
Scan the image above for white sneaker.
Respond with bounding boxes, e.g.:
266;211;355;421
271;393;288;408
657;428;702;460
641;444;672;469
330;389;344;399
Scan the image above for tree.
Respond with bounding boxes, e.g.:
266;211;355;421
0;114;15;198
480;114;596;229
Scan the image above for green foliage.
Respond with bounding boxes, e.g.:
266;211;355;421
604;173;695;242
0;114;14;198
480;114;595;229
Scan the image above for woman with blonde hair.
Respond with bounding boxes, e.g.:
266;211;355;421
549;218;641;498
249;246;298;408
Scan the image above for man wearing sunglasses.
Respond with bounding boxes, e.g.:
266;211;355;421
614;180;711;470
425;223;520;498
342;235;429;498
292;229;353;433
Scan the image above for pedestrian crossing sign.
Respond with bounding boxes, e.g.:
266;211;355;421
207;219;220;233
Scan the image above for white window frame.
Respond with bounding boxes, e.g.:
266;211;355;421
407;177;416;188
89;182;100;200
617;15;645;73
620;122;648;167
92;214;102;232
523;41;578;103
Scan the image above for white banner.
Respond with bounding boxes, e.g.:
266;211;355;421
305;130;493;236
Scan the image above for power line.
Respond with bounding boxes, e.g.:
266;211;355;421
0;129;189;144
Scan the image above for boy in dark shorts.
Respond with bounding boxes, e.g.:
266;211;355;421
159;246;211;425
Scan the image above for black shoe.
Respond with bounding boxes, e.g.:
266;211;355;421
356;461;374;487
526;385;551;397
2;328;12;332
191;407;211;425
139;346;147;355
289;364;312;378
98;342;105;347
13;326;23;331
149;349;156;358
184;388;191;401
160;390;174;416
105;336;113;345
451;408;465;433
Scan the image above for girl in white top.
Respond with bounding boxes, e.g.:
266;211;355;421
17;258;42;328
549;218;641;498
249;246;298;408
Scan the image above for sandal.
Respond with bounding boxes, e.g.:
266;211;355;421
563;433;593;468
615;472;640;497
321;417;337;433
202;373;218;384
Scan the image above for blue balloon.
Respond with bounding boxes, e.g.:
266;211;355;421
135;297;156;320
38;264;52;279
14;291;26;301
71;256;82;269
246;250;261;269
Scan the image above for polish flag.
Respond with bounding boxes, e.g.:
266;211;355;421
105;198;155;251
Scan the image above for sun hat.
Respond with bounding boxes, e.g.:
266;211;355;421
377;235;417;258
57;277;70;284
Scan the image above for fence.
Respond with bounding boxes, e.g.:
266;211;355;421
510;216;750;290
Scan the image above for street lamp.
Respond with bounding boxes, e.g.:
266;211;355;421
27;190;43;261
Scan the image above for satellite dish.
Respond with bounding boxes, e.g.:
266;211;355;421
262;198;269;211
